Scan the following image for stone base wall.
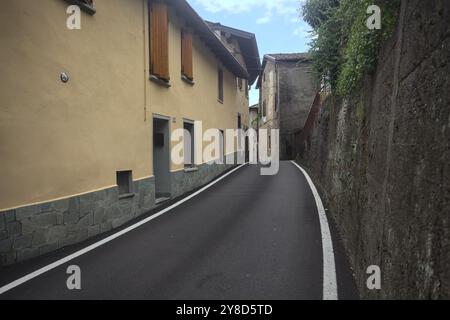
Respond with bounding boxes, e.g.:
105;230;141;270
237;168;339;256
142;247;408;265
0;178;155;266
171;161;236;199
0;161;235;266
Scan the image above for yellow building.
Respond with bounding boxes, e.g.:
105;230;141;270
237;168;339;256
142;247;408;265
0;0;260;265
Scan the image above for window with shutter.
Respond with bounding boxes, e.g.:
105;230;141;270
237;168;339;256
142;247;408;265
181;30;193;81
149;0;170;82
218;68;224;102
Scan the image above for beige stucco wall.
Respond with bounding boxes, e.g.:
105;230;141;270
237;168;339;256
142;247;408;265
0;0;249;210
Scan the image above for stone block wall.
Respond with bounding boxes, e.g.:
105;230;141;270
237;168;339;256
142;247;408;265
299;0;450;298
0;160;235;267
0;178;155;266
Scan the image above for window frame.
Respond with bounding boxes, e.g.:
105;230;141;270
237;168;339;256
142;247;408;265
181;29;194;83
149;0;170;85
218;68;224;103
183;121;196;168
116;170;134;199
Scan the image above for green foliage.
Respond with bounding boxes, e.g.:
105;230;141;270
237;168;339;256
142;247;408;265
302;0;400;96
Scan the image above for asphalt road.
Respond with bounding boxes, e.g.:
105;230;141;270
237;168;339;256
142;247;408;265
0;161;357;300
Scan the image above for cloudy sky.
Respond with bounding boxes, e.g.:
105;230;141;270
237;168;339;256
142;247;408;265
189;0;312;105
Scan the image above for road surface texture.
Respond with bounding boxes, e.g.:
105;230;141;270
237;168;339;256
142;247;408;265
0;161;357;300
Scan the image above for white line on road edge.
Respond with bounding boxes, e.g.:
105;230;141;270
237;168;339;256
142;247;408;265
0;164;248;295
290;161;338;300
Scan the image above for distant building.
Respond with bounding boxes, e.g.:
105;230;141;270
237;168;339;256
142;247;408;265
249;104;259;130
256;53;318;160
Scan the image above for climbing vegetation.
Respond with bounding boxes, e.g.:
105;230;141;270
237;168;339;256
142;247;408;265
302;0;400;96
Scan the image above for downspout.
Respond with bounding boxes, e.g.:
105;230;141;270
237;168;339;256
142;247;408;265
143;0;148;122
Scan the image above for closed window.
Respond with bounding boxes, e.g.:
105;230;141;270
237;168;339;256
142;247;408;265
181;30;193;81
218;68;224;102
219;130;225;163
117;171;133;196
184;122;195;167
149;0;169;81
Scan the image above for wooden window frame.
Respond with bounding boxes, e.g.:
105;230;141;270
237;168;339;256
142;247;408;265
181;30;194;84
149;0;170;85
218;68;224;103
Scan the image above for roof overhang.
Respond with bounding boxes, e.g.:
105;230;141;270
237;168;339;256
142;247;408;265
205;21;261;85
168;0;249;80
256;53;311;89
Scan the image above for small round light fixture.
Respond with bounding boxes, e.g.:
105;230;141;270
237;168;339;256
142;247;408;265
60;72;69;83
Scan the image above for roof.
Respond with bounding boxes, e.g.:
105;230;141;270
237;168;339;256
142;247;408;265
249;103;259;110
265;53;311;61
205;21;261;85
167;0;249;79
256;53;312;89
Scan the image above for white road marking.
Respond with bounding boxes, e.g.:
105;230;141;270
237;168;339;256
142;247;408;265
291;161;338;300
0;164;248;295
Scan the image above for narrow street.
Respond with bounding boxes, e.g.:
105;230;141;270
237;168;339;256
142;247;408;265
0;162;357;300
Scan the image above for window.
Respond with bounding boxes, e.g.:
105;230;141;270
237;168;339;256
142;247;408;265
219;130;225;163
117;171;133;196
237;78;243;91
274;92;278;112
181;30;194;81
218;68;224;102
149;0;169;82
244;80;249;98
184;122;195;167
262;101;267;121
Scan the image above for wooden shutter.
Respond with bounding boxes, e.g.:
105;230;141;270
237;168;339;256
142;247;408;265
181;30;193;80
149;0;169;81
218;68;224;102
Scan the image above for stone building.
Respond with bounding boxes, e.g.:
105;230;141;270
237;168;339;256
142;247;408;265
249;104;259;130
0;0;260;265
256;53;318;160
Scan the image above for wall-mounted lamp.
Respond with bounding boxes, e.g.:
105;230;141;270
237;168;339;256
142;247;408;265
60;72;69;83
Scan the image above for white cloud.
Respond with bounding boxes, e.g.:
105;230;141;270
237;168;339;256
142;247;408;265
256;12;272;24
193;0;302;24
293;24;312;37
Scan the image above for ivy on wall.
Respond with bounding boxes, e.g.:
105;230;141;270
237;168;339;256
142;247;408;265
302;0;400;96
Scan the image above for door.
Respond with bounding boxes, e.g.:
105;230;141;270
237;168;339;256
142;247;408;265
153;117;171;200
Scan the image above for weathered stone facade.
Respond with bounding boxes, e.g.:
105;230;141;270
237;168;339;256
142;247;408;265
299;0;450;299
257;54;318;160
277;58;318;160
0;162;235;266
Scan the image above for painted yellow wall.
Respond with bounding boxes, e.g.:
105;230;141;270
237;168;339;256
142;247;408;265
0;0;250;210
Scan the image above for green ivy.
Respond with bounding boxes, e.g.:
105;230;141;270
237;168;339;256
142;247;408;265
302;0;400;96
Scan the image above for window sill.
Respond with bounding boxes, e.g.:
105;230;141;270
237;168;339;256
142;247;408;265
119;193;135;200
218;99;224;104
184;167;199;173
150;75;171;88
65;0;96;15
181;75;195;86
